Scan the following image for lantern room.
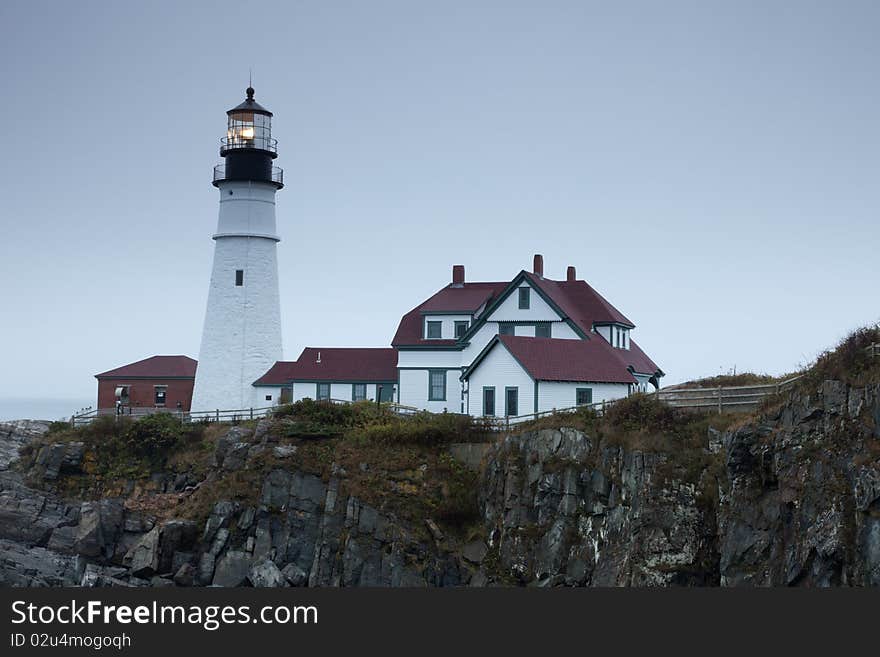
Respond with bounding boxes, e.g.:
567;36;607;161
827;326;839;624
214;86;283;188
220;86;277;155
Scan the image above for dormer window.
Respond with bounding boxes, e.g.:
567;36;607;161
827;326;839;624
454;321;469;339
426;321;442;339
518;287;530;309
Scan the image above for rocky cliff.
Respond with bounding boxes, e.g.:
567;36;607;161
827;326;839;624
1;377;878;587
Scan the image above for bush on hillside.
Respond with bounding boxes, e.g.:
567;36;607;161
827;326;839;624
350;412;495;447
604;393;681;433
804;324;880;387
122;412;191;456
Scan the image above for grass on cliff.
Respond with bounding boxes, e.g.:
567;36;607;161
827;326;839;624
799;324;880;389
511;394;738;492
666;372;784;389
22;413;221;498
34;400;494;536
273;398;496;445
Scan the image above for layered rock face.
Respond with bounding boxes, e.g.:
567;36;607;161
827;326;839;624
0;422;465;587
0;379;878;587
480;428;718;585
719;381;880;586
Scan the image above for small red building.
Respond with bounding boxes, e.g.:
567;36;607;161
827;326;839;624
95;355;197;414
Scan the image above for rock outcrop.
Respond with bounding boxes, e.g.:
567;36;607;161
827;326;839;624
0;379;878;587
718;382;880;586
480;427;717;585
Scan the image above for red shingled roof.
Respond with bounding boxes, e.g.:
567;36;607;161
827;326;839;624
391;281;508;347
619;339;661;376
525;272;634;331
488;336;638;383
95;355;197;379
391;271;638;347
254;348;398;385
253;361;300;386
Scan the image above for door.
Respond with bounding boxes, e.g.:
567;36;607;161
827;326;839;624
378;384;395;402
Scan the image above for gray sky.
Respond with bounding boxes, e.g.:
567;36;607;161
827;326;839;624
1;0;878;403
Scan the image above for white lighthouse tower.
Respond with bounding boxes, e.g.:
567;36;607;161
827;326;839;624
191;86;284;411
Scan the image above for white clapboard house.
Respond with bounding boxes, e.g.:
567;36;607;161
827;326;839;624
253;255;663;418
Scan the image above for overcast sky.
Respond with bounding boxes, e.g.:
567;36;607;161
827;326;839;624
1;0;878;406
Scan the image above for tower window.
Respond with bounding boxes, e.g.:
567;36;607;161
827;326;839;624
235;270;244;286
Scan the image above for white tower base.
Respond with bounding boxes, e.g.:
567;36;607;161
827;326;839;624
192;180;283;411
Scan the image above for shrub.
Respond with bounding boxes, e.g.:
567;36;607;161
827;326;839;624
122;412;189;456
281;420;345;439
46;421;72;435
513;406;599;433
604;393;681;433
274;398;360;426
350;412;494;447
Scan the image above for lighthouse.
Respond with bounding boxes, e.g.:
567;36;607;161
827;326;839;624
191;87;284;411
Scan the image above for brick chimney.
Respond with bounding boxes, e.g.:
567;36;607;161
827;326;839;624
452;265;465;287
566;266;576;282
533;254;544;278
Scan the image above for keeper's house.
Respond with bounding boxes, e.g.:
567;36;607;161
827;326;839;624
258;254;663;417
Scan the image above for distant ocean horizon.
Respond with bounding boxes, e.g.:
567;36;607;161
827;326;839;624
0;398;94;422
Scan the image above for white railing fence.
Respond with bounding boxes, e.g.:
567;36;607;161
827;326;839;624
69;398;428;427
70;375;806;429
70;405;277;427
655;375;802;413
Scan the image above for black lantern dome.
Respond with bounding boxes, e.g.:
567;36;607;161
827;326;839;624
213;87;283;188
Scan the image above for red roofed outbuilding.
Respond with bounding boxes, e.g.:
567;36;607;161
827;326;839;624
95;355;197;413
254;347;398;404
